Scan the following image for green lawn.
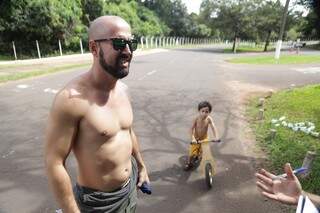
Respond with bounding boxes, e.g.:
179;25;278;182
229;54;320;64
224;45;270;53
0;63;90;83
247;85;320;194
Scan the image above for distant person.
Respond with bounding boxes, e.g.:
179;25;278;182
184;101;220;170
255;163;320;211
45;15;149;213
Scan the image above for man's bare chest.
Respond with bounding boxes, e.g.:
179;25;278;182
80;99;133;139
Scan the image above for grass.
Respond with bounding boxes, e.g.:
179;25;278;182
0;55;15;61
247;85;320;194
229;54;320;64
224;45;272;53
0;63;90;83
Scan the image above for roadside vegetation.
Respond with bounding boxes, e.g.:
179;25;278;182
0;63;90;83
223;45;276;53
0;0;319;60
247;85;320;194
229;54;320;64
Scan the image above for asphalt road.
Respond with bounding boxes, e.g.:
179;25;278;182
1;47;320;213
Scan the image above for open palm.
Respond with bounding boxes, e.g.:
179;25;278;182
255;163;302;205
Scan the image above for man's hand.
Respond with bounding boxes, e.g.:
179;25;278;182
137;166;150;187
255;163;302;205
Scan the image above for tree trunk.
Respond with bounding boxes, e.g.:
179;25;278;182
232;32;237;53
264;30;271;52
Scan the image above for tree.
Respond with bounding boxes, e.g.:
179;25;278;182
104;0;169;37
297;0;320;38
199;0;258;52
255;1;283;51
137;0;191;36
81;0;105;26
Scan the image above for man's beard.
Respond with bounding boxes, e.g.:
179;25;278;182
99;48;131;79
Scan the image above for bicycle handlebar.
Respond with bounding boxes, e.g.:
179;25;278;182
190;139;221;144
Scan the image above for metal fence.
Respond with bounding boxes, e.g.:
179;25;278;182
0;37;319;60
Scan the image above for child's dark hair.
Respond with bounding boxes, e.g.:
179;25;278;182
198;101;212;112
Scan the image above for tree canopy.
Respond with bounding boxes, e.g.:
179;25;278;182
0;0;317;57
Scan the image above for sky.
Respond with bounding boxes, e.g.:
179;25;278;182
181;0;308;15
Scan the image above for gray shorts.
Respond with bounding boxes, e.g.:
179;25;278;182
73;158;138;213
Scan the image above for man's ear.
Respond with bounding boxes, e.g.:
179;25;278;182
89;40;99;57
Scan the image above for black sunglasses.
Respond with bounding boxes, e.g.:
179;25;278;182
94;38;138;52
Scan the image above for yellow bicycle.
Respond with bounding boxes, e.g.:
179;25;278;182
187;139;221;189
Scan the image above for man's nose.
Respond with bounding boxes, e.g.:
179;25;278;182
122;44;131;53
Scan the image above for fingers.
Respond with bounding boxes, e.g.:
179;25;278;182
256;181;273;194
255;171;273;186
137;173;150;187
284;163;295;180
261;191;278;201
259;168;277;180
137;178;143;187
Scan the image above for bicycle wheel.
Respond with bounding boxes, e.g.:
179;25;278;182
205;163;213;189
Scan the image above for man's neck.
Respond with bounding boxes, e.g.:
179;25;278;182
89;67;117;91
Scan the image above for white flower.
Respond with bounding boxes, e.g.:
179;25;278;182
275;124;280;127
308;122;315;126
292;127;299;131
300;127;308;134
308;126;315;131
279;116;286;121
288;123;294;128
282;121;287;126
271;119;278;124
311;132;319;137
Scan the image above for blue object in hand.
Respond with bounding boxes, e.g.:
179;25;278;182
139;182;152;195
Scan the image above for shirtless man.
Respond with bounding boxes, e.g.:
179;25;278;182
45;16;149;213
184;101;220;170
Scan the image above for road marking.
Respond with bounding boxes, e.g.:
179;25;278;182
44;88;58;94
147;70;157;75
2;150;15;158
293;67;320;74
16;84;30;89
138;70;157;80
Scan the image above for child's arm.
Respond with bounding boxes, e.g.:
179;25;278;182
190;118;197;142
208;116;219;140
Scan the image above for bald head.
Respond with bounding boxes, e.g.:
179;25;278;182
89;16;131;41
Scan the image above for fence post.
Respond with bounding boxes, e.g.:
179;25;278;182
146;37;149;49
36;40;41;59
58;40;63;56
150;36;154;49
12;41;17;60
140;37;144;49
80;39;84;54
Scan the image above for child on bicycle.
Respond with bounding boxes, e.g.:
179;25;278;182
184;101;220;170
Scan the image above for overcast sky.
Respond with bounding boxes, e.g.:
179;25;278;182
181;0;308;15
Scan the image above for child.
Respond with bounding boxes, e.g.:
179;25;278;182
184;101;220;170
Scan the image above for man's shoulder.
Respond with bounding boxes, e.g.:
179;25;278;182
53;81;88;117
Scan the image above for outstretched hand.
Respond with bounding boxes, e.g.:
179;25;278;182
255;163;302;205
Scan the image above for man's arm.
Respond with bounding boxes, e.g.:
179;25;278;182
303;191;320;209
130;128;149;187
45;90;80;213
208;116;219;140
